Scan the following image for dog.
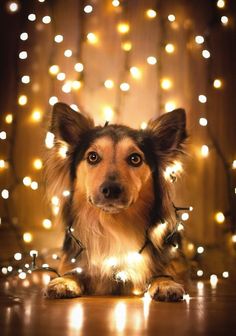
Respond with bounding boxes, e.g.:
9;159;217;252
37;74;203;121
44;102;187;301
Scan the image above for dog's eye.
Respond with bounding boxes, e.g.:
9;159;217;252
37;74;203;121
87;151;101;165
127;153;143;167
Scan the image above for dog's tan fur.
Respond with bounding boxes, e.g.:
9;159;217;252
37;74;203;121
44;103;187;301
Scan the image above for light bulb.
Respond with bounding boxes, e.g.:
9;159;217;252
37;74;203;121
31;109;42;122
18;95;28;106
117;23;130;34
1;189;9;199
104;79;114;89
87;32;98;44
23;232;33;243
42;15;51;24
197;246;204;254
19;51;28;59
28;14;36;21
130;66;141;79
217;0;225;8
54;34;63;43
147;56;157;65
23;176;32;186
165;101;176;112
168;14;176;22
202;50;211;59
20;32;28;41
165;43;175;53
195;35;204;44
49;96;58;106
14;252;22;260
84;5;93;13
33;158;43;170
57;72;66;81
198;95;207;103
42;219;52;229
121;41;132;51
5;114;13;124
221;16;229;26
120;82;130;91
49;65;60;75
21;75;30;84
64;49;73;57
213;79;222;88
201;145;209;157
74;62;84;72
215;211;225;223
161;78;172;90
146;9;157;19
103;106;114;121
199;117;208;126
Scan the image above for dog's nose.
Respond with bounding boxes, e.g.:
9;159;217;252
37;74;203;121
100;182;123;199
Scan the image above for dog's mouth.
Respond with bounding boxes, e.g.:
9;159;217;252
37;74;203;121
88;197;131;214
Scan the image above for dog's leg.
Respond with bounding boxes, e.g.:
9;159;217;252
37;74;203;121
44;274;83;299
148;277;185;302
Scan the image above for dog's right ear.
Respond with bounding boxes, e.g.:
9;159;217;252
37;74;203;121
50;102;94;146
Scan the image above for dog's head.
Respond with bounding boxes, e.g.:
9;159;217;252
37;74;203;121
47;103;187;219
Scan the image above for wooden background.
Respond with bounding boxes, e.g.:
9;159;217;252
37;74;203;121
0;0;236;267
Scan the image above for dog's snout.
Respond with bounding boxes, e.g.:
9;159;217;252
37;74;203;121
100;182;123;199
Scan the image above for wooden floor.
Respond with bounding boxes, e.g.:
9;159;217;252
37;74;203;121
1;277;236;336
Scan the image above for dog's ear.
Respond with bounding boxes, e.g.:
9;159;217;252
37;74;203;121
147;109;187;156
50;102;94;146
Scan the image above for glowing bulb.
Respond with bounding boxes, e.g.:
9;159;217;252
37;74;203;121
23;232;33;243
31;109;42;122
103;106;114;121
30;250;38;257
117;22;130;34
75;267;83;274
130;66;141;79
42;264;49;268
147;56;157;65
165;101;176;112
84;5;93;13
19;51;27;59
59;144;68;158
45;132;55;149
221;16;229;25
28;14;36;21
18;95;28;106
165;43;175;53
20;32;28;41
0;160;6;168
71;258;76;263
120;82;130;91
0;131;7;140
1;189;9;199
51;196;59;206
146;9;157;19
140;122;147;130
42;15;51;24
64;49;73;57
49;96;58;106
198;95;207;103
201;145;209;157
70;104;79;112
121;41;132;51
232;235;236;243
49;65;60;75
181;212;189;221
74;62;84;72
112;0;120;7
187;243;194;251
8;266;13;272
199;117;208;126
195;35;204;44
14;252;22;260
222;271;229;278
197;270;203;277
19;272;27;280
161;78;172;90
2;267;7;275
33;158;43;170
104;79;114;89
197;246;204;254
31;181;38;190
54;34;63;43
71;81;82;90
42;219;52;229
87;32;98;44
168;14;176;22
62;190;70;197
213;79;222;88
215;211;225;224
7;1;19;12
23;176;32;186
5;114;13;124
62;82;71;93
217;0;225;8
202;50;211;59
232;160;236;169
21;75;30;84
116;271;128;282
55;72;65;82
210;274;218;287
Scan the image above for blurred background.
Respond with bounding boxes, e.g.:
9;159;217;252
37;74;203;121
0;0;236;280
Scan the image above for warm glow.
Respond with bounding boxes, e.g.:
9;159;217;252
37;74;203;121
197;270;203;277
222;271;229;278
210;274;218;288
165;101;176;112
115;271;128;282
221;16;229;26
104;257;118;267
42;219;52;229
7;1;19;13
130;66;142;79
64;49;73;57
23;232;33;243
117;22;130;34
146;9;157;19
69;304;84;330
187;243;195;251
165;43;175;53
217;0;225;8
28;14;36;21
198;95;207;103
57;72;66;81
5;114;13;124
0;131;7;140
104;79;114;89
18;95;28;106
202;49;211;59
21;75;30;84
0;160;6;169
197;246;204;254
20;32;28;41
181;212;189;221
33;158;43;170
45;132;55;149
49;96;58;106
114;302;127;332
121;41;132;51
201;145;209;157
232;160;236;169
161;78;172;90
74;62;84;72
232;235;236;243
87;32;98;44
199;117;208;126
54;34;64;43
19;272;27;280
49;65;60;75
140;122;147;130
120;82;130;92
195;35;204;44
71;81;82;90
59;144;68;158
31;181;38;190
14;252;22;261
215;211;225;224
168;14;176;22
31;109;42;122
147;56;157;65
51;196;60;206
23;176;32;186
213;79;222;88
42;15;51;24
112;0;120;7
62;82;72;93
84;5;93;13
103;106;114;121
19;51;28;59
1;189;9;199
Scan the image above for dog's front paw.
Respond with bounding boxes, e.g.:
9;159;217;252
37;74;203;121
44;276;83;299
148;278;185;302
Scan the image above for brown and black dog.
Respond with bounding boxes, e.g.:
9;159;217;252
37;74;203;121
44;102;187;301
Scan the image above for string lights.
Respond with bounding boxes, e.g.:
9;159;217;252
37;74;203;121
0;0;235;290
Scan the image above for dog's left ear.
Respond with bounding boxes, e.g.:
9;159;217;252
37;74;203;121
147;109;187;157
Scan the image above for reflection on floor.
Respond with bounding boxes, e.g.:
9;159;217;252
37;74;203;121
1;276;236;336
